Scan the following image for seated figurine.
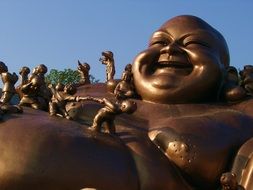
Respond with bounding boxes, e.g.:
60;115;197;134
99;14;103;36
0;61;18;104
1;15;253;190
240;65;253;95
114;64;136;100
19;64;51;111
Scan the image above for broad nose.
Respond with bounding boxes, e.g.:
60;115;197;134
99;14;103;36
160;42;183;55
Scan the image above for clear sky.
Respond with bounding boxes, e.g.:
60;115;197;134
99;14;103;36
0;0;252;86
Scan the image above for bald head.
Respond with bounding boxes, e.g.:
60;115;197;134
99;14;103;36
157;15;230;68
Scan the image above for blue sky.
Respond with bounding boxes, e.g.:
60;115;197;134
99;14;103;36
0;0;252;85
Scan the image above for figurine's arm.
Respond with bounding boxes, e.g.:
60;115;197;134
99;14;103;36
76;96;104;104
103;98;118;112
12;72;18;84
48;84;56;95
21;81;33;93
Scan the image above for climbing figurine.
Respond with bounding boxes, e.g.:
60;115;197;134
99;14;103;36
88;97;137;134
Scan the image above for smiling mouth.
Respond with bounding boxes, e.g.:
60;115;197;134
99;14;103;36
157;61;193;69
151;61;193;76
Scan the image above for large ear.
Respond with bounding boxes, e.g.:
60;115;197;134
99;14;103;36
221;66;247;102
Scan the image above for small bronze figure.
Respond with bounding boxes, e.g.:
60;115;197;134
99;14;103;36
19;75;46;110
48;83;88;119
19;66;30;85
99;51;115;81
240;65;253;95
77;60;91;85
114;64;136;100
89;98;137;134
0;61;18;104
19;64;51;110
220;172;244;190
222;66;247;102
0;104;23;115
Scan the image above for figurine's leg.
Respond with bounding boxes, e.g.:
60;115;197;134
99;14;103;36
0;92;13;104
31;103;41;110
104;121;116;134
63;110;71;120
91;113;103;132
49;102;57;116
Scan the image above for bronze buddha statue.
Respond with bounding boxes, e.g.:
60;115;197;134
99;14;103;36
0;15;253;190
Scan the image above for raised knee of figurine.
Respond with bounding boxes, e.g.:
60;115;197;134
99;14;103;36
31;103;42;110
91;115;103;132
104;121;116;134
0;92;13;104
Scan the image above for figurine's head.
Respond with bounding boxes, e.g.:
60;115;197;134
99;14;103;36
132;15;230;104
220;172;238;190
121;71;131;82
125;64;132;72
120;100;137;114
64;84;77;95
55;83;65;91
78;61;90;72
0;61;8;73
36;64;48;75
19;66;30;76
99;51;114;64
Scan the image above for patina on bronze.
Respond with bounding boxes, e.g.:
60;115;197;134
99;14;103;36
0;15;253;190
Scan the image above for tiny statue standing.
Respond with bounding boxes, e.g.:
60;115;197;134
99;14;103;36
114;64;136;100
220;172;245;190
240;65;253;95
0;61;18;104
99;51;115;81
77;60;91;85
88;97;137;134
48;83;88;120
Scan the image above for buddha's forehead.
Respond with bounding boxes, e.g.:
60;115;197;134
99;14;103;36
158;15;215;38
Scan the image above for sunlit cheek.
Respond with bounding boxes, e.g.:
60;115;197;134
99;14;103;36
133;47;160;74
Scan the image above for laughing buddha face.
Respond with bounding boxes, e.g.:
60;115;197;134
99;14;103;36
132;15;230;104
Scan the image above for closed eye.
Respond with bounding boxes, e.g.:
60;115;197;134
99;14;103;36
184;40;210;48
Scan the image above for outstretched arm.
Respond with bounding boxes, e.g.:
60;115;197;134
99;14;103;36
77;96;104;104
